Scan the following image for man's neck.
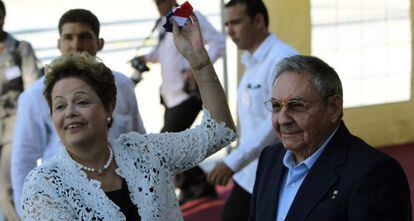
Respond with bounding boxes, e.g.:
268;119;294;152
247;31;270;54
293;123;340;164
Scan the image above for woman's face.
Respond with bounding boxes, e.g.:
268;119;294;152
51;77;109;148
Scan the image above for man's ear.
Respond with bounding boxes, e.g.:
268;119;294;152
98;38;104;51
327;95;343;123
253;13;266;29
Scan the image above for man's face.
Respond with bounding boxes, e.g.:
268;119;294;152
271;71;339;153
58;22;103;56
154;0;175;16
224;3;256;51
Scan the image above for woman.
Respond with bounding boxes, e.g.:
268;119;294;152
21;14;236;221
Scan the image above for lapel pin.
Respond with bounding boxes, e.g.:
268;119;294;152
331;190;339;199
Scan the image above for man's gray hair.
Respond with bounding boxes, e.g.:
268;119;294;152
274;55;343;103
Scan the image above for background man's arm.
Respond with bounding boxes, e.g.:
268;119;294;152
18;41;39;89
11;91;45;217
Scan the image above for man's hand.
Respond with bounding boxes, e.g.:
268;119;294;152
208;162;234;186
136;55;146;63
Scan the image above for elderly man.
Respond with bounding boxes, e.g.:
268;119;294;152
250;55;412;221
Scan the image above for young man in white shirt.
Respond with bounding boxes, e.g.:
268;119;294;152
138;0;226;204
10;9;146;217
207;0;297;220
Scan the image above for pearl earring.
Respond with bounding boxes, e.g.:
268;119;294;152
106;117;111;123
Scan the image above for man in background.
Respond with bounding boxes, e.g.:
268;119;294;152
11;9;146;217
0;1;38;220
138;0;225;204
208;0;297;220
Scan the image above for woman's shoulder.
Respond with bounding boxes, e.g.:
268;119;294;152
25;156;62;184
22;158;62;206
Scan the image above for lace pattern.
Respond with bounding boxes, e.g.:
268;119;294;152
21;109;236;221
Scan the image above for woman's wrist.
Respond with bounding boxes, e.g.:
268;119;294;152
188;48;211;71
191;60;210;71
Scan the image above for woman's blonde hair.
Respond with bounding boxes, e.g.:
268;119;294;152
43;52;117;127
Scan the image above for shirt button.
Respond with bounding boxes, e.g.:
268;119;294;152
291;183;296;188
282;216;286;220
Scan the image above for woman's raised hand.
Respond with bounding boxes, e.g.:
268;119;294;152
172;13;209;67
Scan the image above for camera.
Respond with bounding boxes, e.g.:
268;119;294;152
130;56;150;84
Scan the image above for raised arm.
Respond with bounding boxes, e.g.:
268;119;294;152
172;13;235;132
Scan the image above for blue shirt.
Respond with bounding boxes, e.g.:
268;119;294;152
276;127;338;221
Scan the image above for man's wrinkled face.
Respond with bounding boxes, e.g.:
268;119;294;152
271;71;338;152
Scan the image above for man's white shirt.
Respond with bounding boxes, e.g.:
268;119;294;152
223;33;298;193
145;11;225;108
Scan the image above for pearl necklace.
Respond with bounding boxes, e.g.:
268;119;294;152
75;144;113;175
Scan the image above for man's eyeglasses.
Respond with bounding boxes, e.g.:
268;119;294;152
264;99;310;113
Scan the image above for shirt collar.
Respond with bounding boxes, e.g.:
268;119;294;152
241;33;277;67
283;125;340;170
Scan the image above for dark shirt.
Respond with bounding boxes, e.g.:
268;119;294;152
105;178;141;221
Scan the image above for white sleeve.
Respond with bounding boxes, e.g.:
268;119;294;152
129;109;236;174
111;73;146;136
180;11;225;70
224;58;280;172
11;91;46;217
21;170;76;221
125;77;146;134
144;45;160;64
224;119;277;172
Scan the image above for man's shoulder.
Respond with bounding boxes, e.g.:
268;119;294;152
20;77;45;100
193;11;208;23
328;127;403;174
112;71;134;87
260;143;285;162
268;35;298;58
347;135;400;167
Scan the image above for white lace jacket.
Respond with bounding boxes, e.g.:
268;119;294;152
21;110;236;221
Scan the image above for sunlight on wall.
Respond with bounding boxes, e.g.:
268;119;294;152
311;0;412;107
